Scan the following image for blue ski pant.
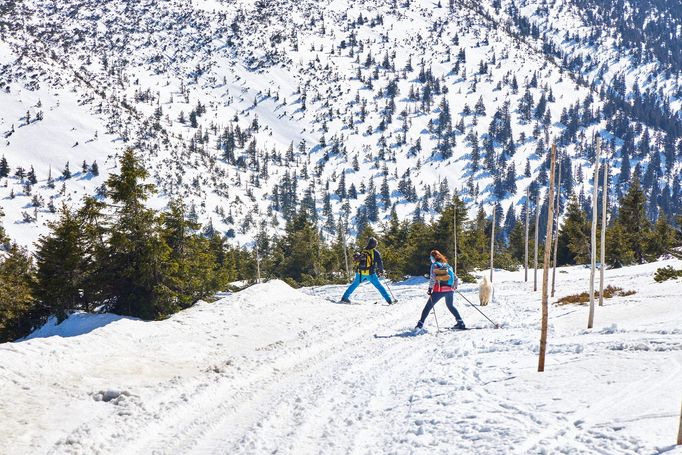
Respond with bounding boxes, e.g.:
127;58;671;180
419;291;463;325
342;273;392;303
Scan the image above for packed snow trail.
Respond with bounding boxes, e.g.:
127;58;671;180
1;261;681;454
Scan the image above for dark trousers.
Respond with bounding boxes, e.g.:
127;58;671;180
419;291;463;325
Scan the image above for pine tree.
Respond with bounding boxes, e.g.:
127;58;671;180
508;222;526;264
62;162;71;180
380;175;391;208
556;195;590;265
647;213;676;259
0;244;39;342
379;207;409;276
103;149;174;319
0;155;9;178
617;176;649;263
474;96;486;116
336;171;347;199
503;204;516;240
365;180;378;222
209;232;236;286
401;221;433;277
605;223;635;268
27;166;37;185
91;161;99;177
47;167;55;189
162;200;220;308
272;210;322;284
301;186;318;223
34;205;92;321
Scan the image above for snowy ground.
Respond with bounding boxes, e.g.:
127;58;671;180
1;260;681;454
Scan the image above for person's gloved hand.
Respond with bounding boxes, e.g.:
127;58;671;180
427;288;432;295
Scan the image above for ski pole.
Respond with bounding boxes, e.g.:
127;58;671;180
456;290;500;329
383;275;397;303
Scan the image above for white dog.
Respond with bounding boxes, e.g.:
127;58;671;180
479;275;493;306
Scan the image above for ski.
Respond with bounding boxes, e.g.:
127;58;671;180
374;329;427;339
324;297;375;305
445;326;489;331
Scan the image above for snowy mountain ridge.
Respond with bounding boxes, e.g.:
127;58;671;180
1;0;680;248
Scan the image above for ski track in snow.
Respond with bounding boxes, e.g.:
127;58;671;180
2;261;682;454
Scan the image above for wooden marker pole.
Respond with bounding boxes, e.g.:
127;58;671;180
538;143;557;372
524;187;529;282
599;158;608;307
533;195;540;292
588;137;601;329
490;207;495;283
453;197;458;276
551;157;562;297
677;399;682;445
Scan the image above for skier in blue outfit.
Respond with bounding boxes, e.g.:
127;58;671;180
341;237;395;304
415;249;465;332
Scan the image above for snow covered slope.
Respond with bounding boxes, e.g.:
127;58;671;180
1;0;680;248
1;260;681;454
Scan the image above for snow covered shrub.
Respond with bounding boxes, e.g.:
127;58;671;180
653;266;682;283
556;286;636;305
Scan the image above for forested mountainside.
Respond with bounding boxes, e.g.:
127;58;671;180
1;0;681;249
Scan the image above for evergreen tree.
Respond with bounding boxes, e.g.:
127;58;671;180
605;223;635;268
162;200;221;308
348;183;358;199
379;207;409;277
0;244;39;342
402;221;434;277
301;186;318;223
27;166;37;185
365;180;378;222
33;206;94;321
617;176;649;263
430;192;473;277
460;207;491;272
335;171;347;199
0;155;9;178
647;213;676;259
380;175;391;208
556;195;590;265
507;222;526;264
209;232;236;285
502;204;516;240
272;210;322;284
47;167;55;189
103;149;175;319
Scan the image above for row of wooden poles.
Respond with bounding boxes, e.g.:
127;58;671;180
477;138;679;444
537;140;608;372
457;139;609;373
